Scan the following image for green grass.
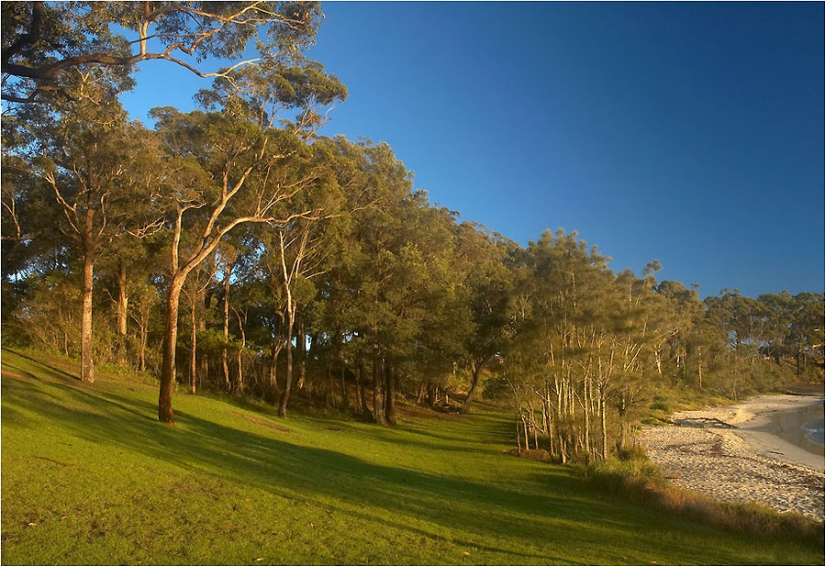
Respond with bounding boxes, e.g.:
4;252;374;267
2;349;823;565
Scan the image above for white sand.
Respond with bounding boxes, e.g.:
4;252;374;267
637;395;825;521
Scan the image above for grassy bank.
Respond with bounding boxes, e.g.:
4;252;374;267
2;349;823;565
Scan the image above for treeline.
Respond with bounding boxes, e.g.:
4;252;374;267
2;1;823;463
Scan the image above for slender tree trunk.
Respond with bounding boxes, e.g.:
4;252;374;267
222;262;231;391
583;374;591;456
159;276;186;424
357;359;370;417
339;347;349;410
385;359;396;425
600;390;608;460
278;307;296;418
522;415;530;451
190;292;197;394
138;325;147;373
372;346;386;425
269;336;282;402
234;307;246;394
416;381;427;405
80;245;95;384
116;262;128;336
236;349;244;393
297;320;307;390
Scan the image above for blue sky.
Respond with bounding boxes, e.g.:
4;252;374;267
121;2;824;299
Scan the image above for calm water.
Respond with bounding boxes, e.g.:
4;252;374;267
763;399;825;457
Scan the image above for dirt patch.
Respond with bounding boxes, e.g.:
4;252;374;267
232;412;291;433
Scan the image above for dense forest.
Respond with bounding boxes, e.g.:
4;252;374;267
2;2;823;465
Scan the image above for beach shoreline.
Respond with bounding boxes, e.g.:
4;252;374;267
638;393;825;521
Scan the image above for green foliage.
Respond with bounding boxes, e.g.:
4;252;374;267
1;1;324;104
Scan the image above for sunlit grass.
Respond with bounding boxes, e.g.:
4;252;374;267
2;348;822;565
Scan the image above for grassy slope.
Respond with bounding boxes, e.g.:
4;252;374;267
1;349;822;565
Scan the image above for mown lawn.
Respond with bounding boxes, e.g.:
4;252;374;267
2;349;822;565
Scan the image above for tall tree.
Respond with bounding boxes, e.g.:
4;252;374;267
2;1;323;104
454;223;515;413
21;96;162;383
151;105;330;423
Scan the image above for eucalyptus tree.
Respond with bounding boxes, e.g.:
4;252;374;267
308;139;464;424
2;1;324;104
393;201;475;415
271;161;344;418
9;92;163;383
151;107;323;423
145;9;345;421
760;291;825;376
654;280;703;379
786;292;824;376
453;222;515;413
502;230;625;461
758;291;796;366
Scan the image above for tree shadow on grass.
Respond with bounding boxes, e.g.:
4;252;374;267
1;365;751;564
2;351;80;384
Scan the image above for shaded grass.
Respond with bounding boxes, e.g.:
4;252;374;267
2;349;824;565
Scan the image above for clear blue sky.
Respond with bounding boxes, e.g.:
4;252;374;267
121;2;824;299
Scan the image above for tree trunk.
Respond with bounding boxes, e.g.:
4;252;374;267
372;348;386;425
190;292;197;394
522;415;530;451
278;307;296;418
234;307;246;394
600;391;608;461
385;359;396;425
138;328;147;373
461;362;483;414
356;360;370;417
583;375;591;456
80;246;95;384
297;320;307;390
236;349;244;393
416;381;427;405
339;347;349;410
116;262;128;336
159;276;186;424
269;336;282;403
222;262;231;391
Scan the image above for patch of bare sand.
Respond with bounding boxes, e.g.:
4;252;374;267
638;395;825;521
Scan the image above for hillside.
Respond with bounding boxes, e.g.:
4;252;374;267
1;349;822;565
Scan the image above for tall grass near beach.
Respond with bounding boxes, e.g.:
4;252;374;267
2;349;823;565
576;451;824;547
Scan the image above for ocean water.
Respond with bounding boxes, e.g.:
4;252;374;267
764;400;825;457
803;416;825;448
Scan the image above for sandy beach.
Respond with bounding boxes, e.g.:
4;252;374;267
637;394;825;522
